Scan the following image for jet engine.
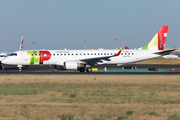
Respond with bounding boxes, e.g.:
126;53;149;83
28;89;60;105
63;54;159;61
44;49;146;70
63;61;81;69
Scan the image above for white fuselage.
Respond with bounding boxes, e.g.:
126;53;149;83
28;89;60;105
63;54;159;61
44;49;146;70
2;49;161;66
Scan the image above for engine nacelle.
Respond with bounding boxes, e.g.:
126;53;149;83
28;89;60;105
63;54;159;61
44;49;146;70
63;61;80;69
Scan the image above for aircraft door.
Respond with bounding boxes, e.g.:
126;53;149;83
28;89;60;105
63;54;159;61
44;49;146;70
136;50;140;59
23;51;28;61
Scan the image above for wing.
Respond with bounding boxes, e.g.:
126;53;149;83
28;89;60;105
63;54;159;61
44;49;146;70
79;48;123;63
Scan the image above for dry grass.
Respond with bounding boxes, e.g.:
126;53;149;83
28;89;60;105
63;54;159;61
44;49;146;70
131;57;180;64
0;75;180;120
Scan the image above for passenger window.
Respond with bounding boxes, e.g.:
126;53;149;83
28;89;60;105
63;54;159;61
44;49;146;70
132;53;134;55
107;53;109;55
84;53;86;55
128;53;130;55
121;53;123;55
87;53;89;55
76;53;78;55
57;54;59;56
68;54;70;55
72;54;73;55
94;53;96;55
64;54;66;55
125;53;126;55
104;53;106;55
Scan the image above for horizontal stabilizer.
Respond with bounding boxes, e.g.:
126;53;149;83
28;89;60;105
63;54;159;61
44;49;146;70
154;49;176;55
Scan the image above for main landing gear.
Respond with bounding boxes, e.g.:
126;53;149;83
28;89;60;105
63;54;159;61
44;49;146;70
78;67;92;72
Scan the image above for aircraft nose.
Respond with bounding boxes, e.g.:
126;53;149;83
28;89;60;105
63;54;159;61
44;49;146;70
1;58;8;64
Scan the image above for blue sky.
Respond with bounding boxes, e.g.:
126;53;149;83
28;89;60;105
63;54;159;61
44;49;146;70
0;0;180;52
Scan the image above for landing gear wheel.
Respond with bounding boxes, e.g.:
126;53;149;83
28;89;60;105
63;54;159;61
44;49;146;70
79;67;85;72
18;68;22;72
86;67;92;72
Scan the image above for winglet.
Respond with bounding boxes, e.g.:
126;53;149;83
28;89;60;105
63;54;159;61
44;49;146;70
113;48;123;56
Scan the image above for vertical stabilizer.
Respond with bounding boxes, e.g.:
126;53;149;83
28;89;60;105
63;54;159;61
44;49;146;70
140;26;168;50
19;36;24;51
158;26;168;50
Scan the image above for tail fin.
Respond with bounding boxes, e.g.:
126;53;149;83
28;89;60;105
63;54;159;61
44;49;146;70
19;36;24;51
140;26;168;50
125;46;129;49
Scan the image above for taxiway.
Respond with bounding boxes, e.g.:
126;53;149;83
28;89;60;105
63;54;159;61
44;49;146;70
0;64;180;75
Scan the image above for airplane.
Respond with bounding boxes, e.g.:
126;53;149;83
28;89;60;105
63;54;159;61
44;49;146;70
0;52;7;69
19;36;24;51
0;36;24;69
2;26;174;72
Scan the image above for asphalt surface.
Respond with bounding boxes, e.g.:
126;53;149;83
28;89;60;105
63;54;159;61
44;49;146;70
0;64;180;75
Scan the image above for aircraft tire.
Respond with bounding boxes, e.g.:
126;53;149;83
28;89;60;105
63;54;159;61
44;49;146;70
18;68;22;72
86;67;92;72
79;67;85;72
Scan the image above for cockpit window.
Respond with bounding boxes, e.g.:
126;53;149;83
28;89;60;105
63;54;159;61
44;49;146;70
9;53;17;56
0;55;6;57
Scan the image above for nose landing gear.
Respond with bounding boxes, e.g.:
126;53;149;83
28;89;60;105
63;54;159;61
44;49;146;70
0;63;4;70
18;68;22;72
17;65;23;72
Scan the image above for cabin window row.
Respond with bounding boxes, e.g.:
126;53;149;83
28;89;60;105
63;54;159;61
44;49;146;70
31;53;134;56
122;53;134;55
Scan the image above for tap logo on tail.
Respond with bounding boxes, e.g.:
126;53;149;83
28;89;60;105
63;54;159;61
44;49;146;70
158;26;168;50
141;26;168;50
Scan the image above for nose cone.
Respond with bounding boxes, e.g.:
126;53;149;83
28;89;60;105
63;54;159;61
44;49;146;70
1;58;8;64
